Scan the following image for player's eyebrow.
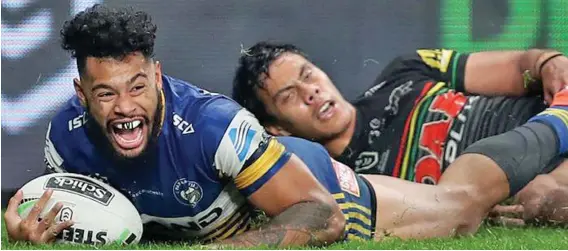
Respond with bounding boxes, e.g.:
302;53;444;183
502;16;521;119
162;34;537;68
91;73;148;92
91;83;114;92
128;72;148;85
298;63;308;80
272;85;295;102
272;63;308;101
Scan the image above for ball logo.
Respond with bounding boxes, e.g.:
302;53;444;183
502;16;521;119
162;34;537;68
59;207;73;222
173;179;203;207
44;176;115;206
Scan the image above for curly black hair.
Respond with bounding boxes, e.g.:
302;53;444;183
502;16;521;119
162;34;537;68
232;41;308;125
60;4;157;75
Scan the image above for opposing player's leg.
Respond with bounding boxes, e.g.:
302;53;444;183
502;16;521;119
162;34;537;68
362;89;568;240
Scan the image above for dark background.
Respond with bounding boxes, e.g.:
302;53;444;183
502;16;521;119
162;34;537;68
2;0;566;205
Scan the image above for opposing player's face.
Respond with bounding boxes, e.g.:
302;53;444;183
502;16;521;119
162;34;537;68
257;53;354;140
74;53;163;159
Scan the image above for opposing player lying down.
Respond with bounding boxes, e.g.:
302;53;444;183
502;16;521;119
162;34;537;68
5;4;568;248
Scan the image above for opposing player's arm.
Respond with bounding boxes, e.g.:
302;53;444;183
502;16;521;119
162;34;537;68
461;49;559;97
213;110;345;248
381;48;567;98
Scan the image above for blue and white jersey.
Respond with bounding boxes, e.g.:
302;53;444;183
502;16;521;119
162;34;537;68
44;75;291;241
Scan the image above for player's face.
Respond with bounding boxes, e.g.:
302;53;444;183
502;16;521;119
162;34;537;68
74;53;163;159
257;53;354;141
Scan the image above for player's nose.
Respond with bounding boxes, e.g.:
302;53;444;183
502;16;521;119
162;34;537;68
302;84;321;105
113;95;137;115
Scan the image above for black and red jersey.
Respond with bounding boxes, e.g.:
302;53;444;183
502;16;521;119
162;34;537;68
338;49;546;184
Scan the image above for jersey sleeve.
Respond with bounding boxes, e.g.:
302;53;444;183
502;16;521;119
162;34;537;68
44;122;67;174
375;49;469;92
213;109;291;197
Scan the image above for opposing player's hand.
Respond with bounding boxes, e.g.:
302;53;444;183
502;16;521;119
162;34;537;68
539;54;568;104
3;189;74;244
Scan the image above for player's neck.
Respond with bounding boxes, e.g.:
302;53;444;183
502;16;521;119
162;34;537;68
323;103;356;158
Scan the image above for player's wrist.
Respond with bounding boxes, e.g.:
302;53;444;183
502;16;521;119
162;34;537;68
522;49;559;91
535;50;564;79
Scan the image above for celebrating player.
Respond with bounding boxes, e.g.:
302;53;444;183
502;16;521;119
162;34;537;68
232;42;568;224
5;4;568;248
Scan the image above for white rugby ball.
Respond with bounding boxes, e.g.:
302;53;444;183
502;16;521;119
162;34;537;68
17;173;143;245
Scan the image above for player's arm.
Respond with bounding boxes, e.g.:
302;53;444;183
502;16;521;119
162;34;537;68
211;111;345;248
225;148;345;248
462;49;565;98
385;48;567;100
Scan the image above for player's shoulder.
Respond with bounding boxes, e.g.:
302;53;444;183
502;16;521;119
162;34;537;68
277;136;330;160
163;74;243;133
162;75;266;172
45;95;100;173
47;96;89;142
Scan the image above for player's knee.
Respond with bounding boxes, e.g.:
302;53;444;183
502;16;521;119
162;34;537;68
441;186;487;236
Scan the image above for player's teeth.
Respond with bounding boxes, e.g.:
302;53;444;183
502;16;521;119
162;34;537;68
132;120;141;128
320;102;330;113
114;123;123;130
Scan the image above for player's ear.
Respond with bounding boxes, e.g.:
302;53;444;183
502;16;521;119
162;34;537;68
73;78;87;107
265;124;291;136
154;60;163;89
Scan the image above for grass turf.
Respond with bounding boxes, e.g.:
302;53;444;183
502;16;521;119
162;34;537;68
2;215;568;250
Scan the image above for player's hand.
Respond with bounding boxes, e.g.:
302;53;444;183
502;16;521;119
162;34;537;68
539;54;568;104
3;189;74;244
487;204;527;227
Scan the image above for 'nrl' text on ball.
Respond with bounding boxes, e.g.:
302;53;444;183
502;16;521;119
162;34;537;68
44;176;115;205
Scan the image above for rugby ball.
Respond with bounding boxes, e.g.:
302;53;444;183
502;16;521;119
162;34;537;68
17;173;143;245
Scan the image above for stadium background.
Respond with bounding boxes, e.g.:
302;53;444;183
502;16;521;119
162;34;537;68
1;0;567;205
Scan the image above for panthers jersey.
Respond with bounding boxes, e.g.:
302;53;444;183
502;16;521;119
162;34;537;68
339;49;546;184
43;75;375;243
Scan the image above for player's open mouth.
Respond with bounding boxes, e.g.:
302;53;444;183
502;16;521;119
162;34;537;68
110;119;145;150
317;100;336;120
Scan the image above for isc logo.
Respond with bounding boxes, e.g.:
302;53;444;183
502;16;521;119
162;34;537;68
172;114;194;134
68;112;87;131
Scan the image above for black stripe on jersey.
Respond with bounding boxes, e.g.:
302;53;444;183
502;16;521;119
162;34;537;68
203;206;251;242
239;134;272;174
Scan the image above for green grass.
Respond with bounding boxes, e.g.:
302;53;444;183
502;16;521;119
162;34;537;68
3;216;568;250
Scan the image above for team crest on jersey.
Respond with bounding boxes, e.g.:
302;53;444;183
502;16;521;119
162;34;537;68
332;161;360;197
173;178;203;207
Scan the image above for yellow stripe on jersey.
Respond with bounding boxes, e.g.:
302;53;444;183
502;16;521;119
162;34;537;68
346;233;366;241
217;217;250;240
540;109;568;125
234;139;286;189
203;207;249;241
346;220;372;236
400;82;446;179
333;192;373;239
333;193;345;200
340;203;372;215
333;193;371;214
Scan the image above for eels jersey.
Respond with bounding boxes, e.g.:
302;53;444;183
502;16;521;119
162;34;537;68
338;49;547;184
43;74;375;242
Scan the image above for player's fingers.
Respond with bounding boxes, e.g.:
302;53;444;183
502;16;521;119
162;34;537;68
544;91;553;105
5;190;23;220
37;202;63;233
491;216;526;227
26;189;53;223
41;220;74;243
491;204;524;216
